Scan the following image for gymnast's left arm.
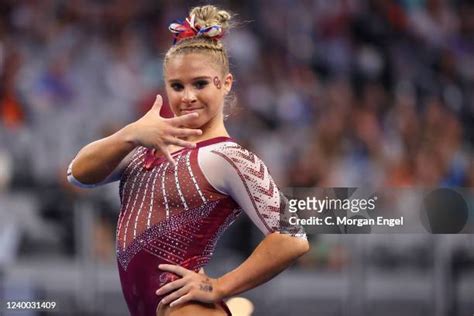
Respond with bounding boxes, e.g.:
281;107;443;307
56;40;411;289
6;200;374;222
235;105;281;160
157;232;308;306
205;145;309;298
216;230;309;298
157;144;309;306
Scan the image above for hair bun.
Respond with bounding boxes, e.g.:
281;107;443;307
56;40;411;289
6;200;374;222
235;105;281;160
189;5;232;33
169;5;233;43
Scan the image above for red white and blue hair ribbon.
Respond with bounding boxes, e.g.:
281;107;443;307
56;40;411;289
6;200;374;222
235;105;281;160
168;14;223;44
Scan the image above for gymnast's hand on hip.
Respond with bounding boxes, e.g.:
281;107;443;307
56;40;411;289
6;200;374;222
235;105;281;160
123;94;202;165
156;264;224;307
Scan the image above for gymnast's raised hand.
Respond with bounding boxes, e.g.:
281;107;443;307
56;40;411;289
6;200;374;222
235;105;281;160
125;94;203;165
68;94;202;185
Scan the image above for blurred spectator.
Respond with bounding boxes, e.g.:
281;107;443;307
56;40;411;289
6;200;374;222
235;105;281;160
0;49;26;130
0;5;471;316
0;0;472;271
0;0;471;191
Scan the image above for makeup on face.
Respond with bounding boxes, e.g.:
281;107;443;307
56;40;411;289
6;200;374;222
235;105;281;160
213;76;222;89
164;53;231;132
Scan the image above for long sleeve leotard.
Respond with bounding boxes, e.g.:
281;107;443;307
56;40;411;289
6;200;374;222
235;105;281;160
68;136;304;316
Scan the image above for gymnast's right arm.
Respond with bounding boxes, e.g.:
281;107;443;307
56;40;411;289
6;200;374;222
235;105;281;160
68;95;202;187
67;125;137;187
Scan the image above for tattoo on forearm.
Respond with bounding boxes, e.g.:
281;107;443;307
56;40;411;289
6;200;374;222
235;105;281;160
199;278;213;292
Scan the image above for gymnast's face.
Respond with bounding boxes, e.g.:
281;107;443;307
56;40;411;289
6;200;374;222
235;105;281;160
164;53;233;130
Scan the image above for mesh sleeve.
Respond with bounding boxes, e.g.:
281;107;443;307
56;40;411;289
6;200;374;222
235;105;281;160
199;143;306;238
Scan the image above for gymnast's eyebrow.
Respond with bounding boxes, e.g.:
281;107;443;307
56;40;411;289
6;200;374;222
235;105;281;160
168;76;212;83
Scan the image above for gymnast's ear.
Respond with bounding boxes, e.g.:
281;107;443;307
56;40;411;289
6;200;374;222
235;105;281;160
224;73;233;94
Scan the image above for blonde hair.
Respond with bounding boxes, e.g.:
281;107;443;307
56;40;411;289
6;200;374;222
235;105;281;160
163;5;233;76
164;5;237;117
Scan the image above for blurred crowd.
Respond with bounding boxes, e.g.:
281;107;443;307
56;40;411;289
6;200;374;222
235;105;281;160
0;0;473;259
0;0;473;191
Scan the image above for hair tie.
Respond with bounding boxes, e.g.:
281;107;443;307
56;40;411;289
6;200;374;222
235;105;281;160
168;14;224;44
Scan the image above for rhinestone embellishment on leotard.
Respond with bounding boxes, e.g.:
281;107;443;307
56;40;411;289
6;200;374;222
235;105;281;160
117;200;219;270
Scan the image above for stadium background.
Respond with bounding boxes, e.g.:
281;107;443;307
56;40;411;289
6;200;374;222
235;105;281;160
0;0;473;315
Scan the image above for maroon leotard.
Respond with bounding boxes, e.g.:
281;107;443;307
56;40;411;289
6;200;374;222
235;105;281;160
69;136;304;316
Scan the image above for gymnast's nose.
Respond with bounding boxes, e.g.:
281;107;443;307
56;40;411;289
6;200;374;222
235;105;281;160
182;87;197;104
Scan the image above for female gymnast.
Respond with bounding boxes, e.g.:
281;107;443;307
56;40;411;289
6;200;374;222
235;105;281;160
68;5;309;316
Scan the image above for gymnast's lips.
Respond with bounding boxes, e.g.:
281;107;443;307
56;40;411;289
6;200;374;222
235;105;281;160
181;108;203;114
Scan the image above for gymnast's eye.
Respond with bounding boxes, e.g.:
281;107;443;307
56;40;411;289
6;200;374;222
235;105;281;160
194;80;209;89
170;83;184;91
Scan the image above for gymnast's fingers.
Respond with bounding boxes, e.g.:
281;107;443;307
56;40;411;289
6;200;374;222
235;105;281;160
158;148;175;166
165;136;196;149
158;264;191;277
170;127;202;138
169;112;199;126
162;286;190;305
151;95;163;113
169;293;194;307
156;278;186;296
